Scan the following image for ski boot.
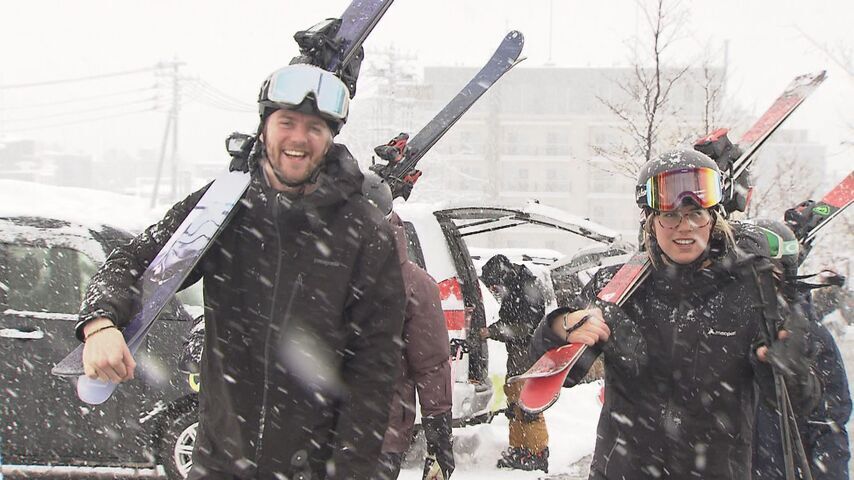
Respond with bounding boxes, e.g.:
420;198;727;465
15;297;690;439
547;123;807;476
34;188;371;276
496;447;549;473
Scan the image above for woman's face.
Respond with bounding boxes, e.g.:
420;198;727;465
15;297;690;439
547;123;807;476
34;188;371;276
652;206;713;264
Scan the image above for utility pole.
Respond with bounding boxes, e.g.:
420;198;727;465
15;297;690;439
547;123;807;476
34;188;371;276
151;59;185;208
546;0;555;66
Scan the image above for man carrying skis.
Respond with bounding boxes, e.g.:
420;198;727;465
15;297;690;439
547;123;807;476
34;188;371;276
749;219;851;480
479;254;549;472
361;172;455;480
76;64;406;479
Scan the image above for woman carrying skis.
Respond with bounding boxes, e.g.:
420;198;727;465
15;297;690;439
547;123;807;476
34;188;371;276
530;149;820;479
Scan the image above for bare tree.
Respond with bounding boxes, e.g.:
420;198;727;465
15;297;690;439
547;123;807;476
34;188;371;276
591;0;691;179
695;53;727;136
746;150;819;220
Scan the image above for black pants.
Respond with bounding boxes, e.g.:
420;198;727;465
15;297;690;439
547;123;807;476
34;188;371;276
374;452;404;480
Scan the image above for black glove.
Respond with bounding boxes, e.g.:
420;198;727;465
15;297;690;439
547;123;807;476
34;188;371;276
765;298;821;412
422;411;455;479
694;129;749;212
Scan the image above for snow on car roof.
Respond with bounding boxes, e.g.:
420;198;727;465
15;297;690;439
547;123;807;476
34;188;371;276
521;202;620;240
468;247;564;266
0;180;160;233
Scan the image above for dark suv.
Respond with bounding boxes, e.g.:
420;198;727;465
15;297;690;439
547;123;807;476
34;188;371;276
0;216;200;478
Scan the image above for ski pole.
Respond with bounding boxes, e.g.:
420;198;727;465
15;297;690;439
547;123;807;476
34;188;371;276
782;381;814;480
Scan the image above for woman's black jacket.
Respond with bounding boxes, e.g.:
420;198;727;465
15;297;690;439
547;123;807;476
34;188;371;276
530;234;820;479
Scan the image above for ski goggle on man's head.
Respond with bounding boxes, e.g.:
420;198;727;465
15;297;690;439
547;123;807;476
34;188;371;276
261;64;350;121
759;227;800;260
639;167;723;212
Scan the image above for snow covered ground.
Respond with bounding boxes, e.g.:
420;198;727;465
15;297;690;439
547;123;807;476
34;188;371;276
398;381;603;480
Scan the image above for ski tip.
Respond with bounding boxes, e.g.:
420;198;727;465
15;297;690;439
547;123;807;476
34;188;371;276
795;70;827;84
506;30;524;42
77;375;118;405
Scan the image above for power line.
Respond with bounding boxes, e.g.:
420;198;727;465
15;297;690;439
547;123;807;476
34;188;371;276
3;96;161;123
187;79;254;111
185;82;254;112
0;85;161;111
0;106;160;132
0;65;167;90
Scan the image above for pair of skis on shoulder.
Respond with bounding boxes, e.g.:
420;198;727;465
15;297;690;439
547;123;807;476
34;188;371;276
53;0;526;405
512;70;830;414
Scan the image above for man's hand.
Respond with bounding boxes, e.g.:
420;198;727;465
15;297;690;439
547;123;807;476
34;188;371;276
478;327;490;340
756;330;788;363
82;317;136;383
550;308;610;345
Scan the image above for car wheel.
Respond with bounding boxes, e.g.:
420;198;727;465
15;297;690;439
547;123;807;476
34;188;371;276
159;408;198;479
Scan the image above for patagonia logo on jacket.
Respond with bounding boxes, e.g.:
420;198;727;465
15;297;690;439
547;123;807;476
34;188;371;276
708;328;736;337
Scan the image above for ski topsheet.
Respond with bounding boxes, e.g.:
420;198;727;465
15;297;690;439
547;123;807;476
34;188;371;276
53;0;395;405
514;71;827;414
371;31;525;199
794;171;854;246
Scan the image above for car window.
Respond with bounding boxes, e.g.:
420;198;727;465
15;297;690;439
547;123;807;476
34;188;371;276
402;221;427;270
176;280;205;318
1;243;92;314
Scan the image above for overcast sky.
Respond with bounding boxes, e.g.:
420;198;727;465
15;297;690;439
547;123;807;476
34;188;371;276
1;0;851;178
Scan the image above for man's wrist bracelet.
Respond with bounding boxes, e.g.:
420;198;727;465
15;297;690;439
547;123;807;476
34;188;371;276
84;324;118;342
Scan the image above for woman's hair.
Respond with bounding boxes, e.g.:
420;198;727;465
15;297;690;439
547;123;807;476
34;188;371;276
642;208;736;268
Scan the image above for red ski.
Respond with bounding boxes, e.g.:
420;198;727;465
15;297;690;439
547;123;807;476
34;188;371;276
786;171;854;248
513;71;827;414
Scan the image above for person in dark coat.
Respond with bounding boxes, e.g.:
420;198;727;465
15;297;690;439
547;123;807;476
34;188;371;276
479;254;549;472
749;219;851;480
529;150;820;479
76;64;405;479
361;173;455;480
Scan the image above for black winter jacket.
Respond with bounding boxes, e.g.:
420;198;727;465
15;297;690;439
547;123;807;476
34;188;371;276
531;237;819;479
78;144;405;479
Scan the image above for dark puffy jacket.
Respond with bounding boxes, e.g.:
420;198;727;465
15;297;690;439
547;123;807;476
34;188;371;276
381;213;452;453
530;231;819;479
487;264;546;376
78;144;405;479
753;298;851;480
